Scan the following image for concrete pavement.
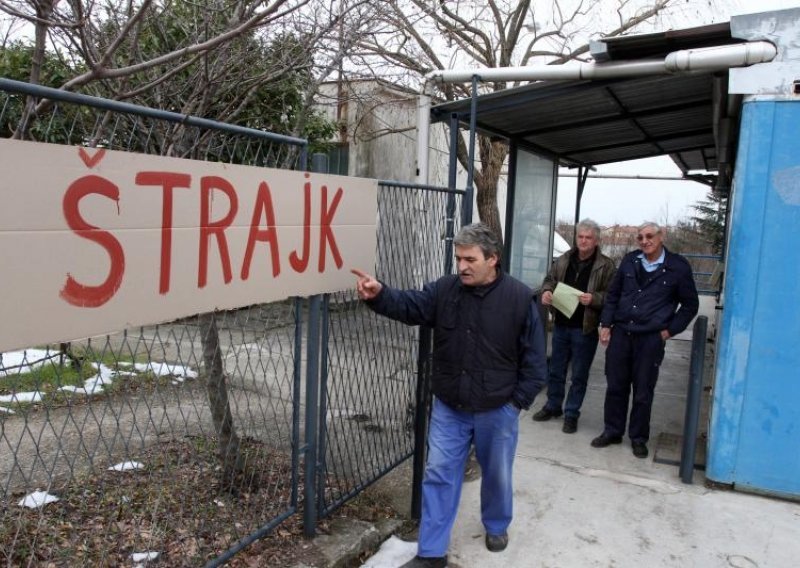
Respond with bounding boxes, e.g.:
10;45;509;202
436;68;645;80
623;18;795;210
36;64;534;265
443;338;800;568
363;336;800;568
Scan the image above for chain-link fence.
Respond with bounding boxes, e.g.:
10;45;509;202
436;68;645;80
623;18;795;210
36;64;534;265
0;78;309;567
0;79;463;565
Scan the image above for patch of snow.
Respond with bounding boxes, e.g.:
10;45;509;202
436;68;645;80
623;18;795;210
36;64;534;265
359;536;417;568
133;362;198;380
0;406;15;414
0;391;43;404
130;551;159;562
59;363;122;396
18;490;59;509
108;461;144;472
0;349;53;376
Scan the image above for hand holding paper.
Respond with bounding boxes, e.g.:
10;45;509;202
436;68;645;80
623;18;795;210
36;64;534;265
551;282;583;318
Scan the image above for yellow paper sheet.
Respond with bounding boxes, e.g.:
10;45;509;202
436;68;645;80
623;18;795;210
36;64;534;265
551;282;583;318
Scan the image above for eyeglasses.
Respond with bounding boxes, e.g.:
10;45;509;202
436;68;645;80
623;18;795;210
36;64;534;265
636;233;658;241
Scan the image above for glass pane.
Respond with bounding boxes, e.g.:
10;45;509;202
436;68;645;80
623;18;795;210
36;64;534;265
508;150;555;290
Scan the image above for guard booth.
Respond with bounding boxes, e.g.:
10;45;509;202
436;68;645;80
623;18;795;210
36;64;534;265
419;8;800;500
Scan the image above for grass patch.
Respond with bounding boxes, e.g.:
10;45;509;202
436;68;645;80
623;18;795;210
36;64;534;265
0;358;92;396
0;349;179;414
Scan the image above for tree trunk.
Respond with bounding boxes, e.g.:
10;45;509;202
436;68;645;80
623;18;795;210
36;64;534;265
474;138;508;244
13;0;54;140
200;312;245;484
475;176;502;241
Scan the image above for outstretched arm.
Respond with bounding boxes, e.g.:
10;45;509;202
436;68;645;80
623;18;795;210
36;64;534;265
351;268;438;327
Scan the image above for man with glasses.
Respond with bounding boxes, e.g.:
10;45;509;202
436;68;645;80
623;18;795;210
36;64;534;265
532;219;616;434
592;222;699;458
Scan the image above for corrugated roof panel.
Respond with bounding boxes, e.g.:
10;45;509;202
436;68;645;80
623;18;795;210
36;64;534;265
477;90;623;134
592;22;734;61
674;149;717;172
532;121;645;154
659;134;716;153
608;75;714;112
566;142;664;164
637;106;713;136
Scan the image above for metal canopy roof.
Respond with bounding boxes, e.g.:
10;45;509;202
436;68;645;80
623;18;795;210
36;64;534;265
430;21;743;179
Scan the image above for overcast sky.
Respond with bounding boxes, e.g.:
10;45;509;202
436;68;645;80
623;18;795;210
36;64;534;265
555;157;710;227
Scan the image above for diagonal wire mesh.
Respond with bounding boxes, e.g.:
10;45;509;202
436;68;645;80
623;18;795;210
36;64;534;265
1;306;302;566
318;182;464;515
1;82;306;566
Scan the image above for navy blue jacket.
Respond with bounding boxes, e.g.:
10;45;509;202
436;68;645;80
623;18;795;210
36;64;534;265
366;272;547;411
600;247;699;337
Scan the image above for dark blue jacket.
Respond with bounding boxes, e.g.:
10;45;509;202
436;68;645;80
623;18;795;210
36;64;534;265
366;272;547;412
600;247;699;337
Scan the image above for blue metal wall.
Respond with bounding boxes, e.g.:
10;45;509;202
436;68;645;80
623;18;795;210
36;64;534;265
707;100;800;498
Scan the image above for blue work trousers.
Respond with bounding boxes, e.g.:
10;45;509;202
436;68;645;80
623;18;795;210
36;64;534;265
418;397;520;558
603;330;665;443
544;325;599;418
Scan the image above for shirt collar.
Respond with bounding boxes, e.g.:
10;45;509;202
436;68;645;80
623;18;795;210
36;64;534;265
637;248;665;270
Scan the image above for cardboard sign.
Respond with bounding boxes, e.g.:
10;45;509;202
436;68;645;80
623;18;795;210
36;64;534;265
0;139;377;352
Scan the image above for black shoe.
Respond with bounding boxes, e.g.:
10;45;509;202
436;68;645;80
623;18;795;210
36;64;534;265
590;433;623;448
632;442;649;459
400;555;448;568
562;416;578;434
532;407;562;421
485;533;508;552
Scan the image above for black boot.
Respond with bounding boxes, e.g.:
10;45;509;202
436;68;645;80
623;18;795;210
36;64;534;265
400;555;448;568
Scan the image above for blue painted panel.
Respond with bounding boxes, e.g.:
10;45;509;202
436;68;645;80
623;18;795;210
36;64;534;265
708;100;800;497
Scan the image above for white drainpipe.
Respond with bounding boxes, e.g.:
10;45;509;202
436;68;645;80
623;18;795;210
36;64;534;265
415;41;777;185
416;90;432;186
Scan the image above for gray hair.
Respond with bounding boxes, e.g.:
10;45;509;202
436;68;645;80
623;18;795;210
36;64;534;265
638;221;663;234
576;218;601;240
454;222;503;265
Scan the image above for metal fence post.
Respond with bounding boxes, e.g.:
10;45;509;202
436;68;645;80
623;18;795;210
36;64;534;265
303;295;322;537
303;153;329;537
316;293;331;517
462;75;479;226
681;315;708;483
292;297;304;508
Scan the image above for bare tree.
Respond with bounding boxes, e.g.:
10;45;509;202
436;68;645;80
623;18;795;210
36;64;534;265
0;0;376;479
353;0;723;240
1;0;376;144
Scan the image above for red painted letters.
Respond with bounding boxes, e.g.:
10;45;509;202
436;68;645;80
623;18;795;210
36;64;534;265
319;185;344;272
60;175;125;307
198;176;238;288
59;167;352;307
289;174;312;273
135;172;192;294
241;182;281;279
